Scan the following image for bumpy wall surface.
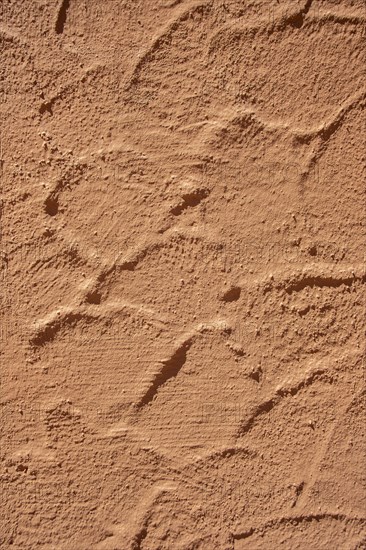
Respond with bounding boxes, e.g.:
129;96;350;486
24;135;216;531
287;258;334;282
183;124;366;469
1;1;365;548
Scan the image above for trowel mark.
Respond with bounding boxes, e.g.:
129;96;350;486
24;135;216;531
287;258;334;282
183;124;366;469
96;482;177;550
55;0;70;34
233;513;366;543
135;320;231;408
